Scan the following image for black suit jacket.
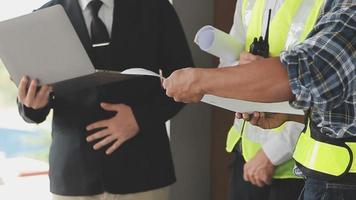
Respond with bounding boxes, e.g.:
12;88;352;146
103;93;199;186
18;0;193;195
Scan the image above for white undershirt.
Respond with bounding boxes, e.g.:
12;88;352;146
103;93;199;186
78;0;114;38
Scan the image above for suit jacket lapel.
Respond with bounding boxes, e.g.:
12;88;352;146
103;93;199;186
113;0;140;54
62;0;92;55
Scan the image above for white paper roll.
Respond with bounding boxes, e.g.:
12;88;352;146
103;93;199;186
194;25;244;62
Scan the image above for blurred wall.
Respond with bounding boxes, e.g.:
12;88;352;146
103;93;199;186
169;0;236;200
169;0;214;200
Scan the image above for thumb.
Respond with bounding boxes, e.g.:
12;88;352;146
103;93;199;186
100;102;121;112
162;78;169;90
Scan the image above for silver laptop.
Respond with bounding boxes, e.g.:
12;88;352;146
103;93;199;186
0;5;133;95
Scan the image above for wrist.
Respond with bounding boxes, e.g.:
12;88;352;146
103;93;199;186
195;68;209;94
259;150;275;167
198;68;216;95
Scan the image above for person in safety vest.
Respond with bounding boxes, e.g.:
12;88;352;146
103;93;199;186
163;0;355;199
218;0;325;199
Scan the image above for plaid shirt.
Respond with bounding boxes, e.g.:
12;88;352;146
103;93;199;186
280;0;356;138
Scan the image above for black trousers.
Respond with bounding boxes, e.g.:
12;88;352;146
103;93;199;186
228;150;305;200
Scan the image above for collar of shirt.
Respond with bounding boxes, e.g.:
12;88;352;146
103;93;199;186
78;0;114;11
77;0;114;38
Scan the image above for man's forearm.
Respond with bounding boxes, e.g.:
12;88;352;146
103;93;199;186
200;57;294;102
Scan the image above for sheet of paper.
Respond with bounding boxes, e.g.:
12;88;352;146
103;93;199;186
121;68;161;78
194;25;244;62
201;95;304;115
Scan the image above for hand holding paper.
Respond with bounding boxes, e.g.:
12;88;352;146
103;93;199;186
235;112;305;129
163;66;303;115
163;68;204;103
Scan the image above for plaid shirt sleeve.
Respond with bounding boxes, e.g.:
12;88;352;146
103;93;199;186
280;1;356;137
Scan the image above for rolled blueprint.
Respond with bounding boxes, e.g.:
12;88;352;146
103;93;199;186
194;25;244;63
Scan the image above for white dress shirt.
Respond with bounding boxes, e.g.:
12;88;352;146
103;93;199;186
78;0;114;38
221;0;305;166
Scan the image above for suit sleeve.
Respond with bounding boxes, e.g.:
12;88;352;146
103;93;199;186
131;0;194;131
17;96;52;124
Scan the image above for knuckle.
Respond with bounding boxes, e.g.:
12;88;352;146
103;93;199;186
18;96;24;103
25;101;32;108
32;104;38;110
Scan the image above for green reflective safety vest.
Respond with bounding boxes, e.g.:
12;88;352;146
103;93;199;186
226;0;324;179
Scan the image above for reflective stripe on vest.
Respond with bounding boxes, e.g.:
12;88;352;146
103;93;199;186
293;129;356;177
226;0;324;179
285;0;325;50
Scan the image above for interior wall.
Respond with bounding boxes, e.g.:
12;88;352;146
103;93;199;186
169;0;214;200
211;1;237;200
169;0;237;200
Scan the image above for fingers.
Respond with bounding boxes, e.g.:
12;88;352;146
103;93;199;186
235;112;242;119
18;76;29;102
91;132;126;155
243;167;266;187
261;173;272;185
243;164;263;186
86;120;109;131
253;172;271;187
239;51;263;65
32;85;52;109
239;52;256;65
243;164;249;182
163;75;175;98
239;52;251;65
87;129;127;155
162;78;168;90
26;79;38;106
86;128;111;142
243;158;273;187
249;112;261;126
254;177;266;188
18;77;51;109
166;90;174;99
242;113;251;121
100;102;121;112
162;68;201;102
173;96;181;102
239;112;266;127
93;135;116;150
106;139;125;155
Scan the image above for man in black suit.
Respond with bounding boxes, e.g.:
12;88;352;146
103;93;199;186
16;0;193;199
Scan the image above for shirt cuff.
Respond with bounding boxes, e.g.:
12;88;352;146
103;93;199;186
280;50;312;110
262;121;305;165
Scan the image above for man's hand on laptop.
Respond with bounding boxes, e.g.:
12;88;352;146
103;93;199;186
17;76;53;110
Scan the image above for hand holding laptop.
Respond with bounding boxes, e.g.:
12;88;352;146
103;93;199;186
17;76;52;110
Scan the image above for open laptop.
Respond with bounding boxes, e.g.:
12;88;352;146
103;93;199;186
0;5;157;95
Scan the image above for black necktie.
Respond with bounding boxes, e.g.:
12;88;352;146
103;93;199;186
87;0;110;45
